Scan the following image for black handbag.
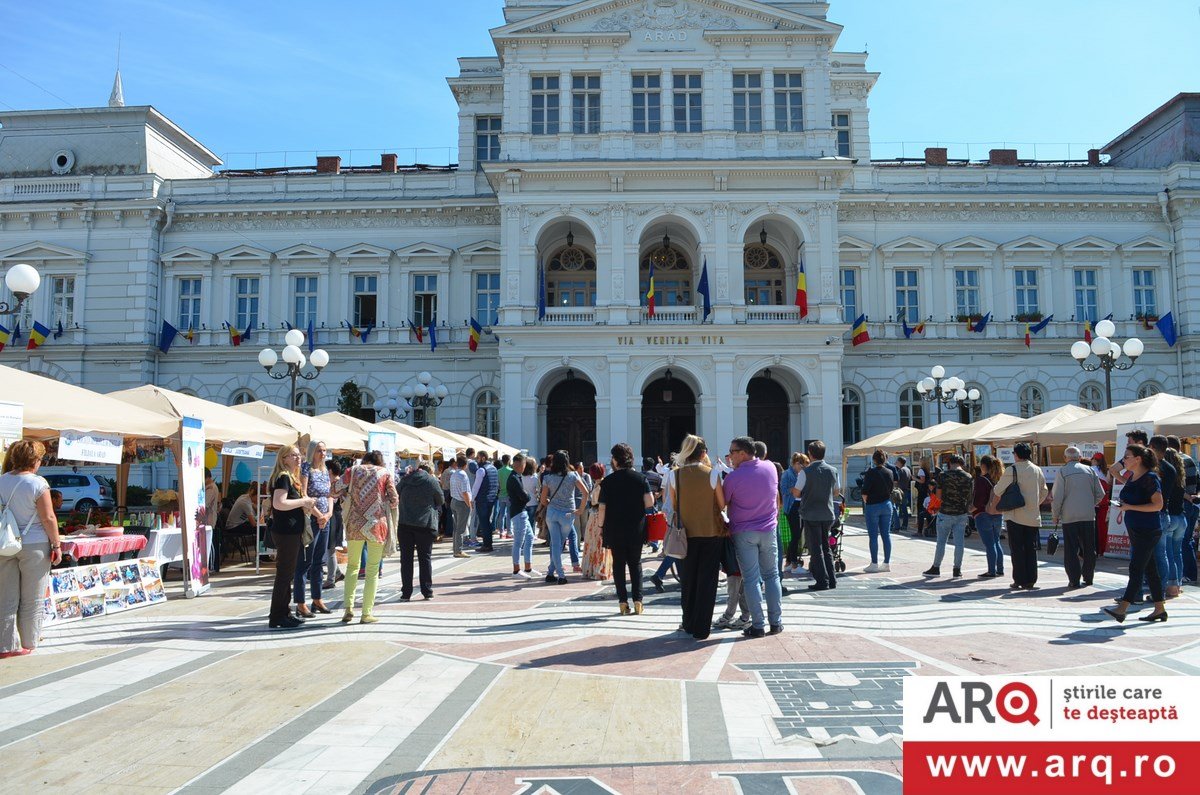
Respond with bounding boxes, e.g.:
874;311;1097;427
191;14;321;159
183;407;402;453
996;466;1026;511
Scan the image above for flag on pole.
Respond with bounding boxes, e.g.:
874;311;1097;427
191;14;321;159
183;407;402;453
11;322;20;342
26;320;50;350
902;318;927;339
1024;314;1053;347
184;326;195;344
646;262;656;317
306;319;315;353
697;258;712;322
537;255;547;320
360;324;373;343
407;319;423;343
794;259;808;319
968;312;991;333
468;317;482;352
242;323;253;344
158;320;179;354
227;322;242;346
0;323;10;353
1156;311;1177;347
1083;318;1093;343
428;319;438;352
851;313;870;346
53;320;64;339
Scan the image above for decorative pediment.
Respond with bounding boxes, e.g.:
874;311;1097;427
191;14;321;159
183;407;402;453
1000;236;1057;253
838;235;873;252
1118;235;1171;254
941;235;998;253
216;244;272;262
275;244;332;262
0;241;89;264
334;243;392;261
458;240;502;263
1062;236;1116;253
879;236;936;255
161;246;216;266
395;242;454;264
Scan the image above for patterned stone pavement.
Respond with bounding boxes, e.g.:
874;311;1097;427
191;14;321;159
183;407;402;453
3;518;1198;794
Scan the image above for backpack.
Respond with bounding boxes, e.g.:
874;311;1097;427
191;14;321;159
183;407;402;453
0;480;37;557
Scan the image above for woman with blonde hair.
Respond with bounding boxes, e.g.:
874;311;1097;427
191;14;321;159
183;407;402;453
267;445;316;629
337;450;398;624
672;434;727;639
295;440;334;617
1;440;62;657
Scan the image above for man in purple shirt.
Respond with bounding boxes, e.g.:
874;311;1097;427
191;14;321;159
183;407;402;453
724;435;783;638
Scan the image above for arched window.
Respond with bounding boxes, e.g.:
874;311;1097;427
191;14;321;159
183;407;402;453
1137;381;1163;400
899;385;925;430
230;389;256;406
356;390;376;423
295;390;318;417
1079;382;1104;412
1019;383;1045;418
958;384;985;424
412;404;436;428
546;244;597;308
474;389;500;439
640;241;692;307
842;386;863;446
743;241;786;306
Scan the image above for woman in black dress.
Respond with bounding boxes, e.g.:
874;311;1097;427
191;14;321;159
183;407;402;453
597;443;653;615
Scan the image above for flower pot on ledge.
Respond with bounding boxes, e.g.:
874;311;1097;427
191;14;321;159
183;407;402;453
1014;312;1044;323
1140;315;1159;330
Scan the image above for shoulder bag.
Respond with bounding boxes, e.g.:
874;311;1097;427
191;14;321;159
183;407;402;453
537;474;569;541
0;481;37;557
664;469;689;559
995;465;1026;512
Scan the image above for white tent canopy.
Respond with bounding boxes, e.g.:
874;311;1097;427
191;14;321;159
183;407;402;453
844;426;918;457
1154;407;1200;439
919;414;1023;448
111;385;298;447
872;421;965;454
232;401;365;453
1037;394;1200;446
318;412;428;457
971;404;1096;444
461;433;521;459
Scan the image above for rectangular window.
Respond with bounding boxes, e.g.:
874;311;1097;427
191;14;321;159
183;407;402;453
732;72;762;133
178;277;201;330
832;112;851;157
412;274;438;327
235;277;260;331
571;73;601;135
1133;269;1157;317
894;269;919;324
954;269;980;317
475;115;501;162
773;71;804;132
744;278;781;306
839;268;857;321
293;276;318;331
531;75;560;135
352;275;378;327
1014;269;1039;316
673;73;703;133
632;73;661;134
549;279;595;308
474;272;500;327
50;276;75;328
1074;268;1098;321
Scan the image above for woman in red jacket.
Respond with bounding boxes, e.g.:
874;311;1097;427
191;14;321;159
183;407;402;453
1092;453;1111;556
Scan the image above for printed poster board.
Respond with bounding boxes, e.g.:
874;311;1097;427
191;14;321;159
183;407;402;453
43;557;166;625
180;416;209;597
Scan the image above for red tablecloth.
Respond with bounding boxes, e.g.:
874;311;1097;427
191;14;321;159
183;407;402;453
61;533;147;559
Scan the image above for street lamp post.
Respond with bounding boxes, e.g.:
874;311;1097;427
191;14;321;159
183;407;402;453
1070;319;1143;409
375;371;448;426
258;328;330;412
1;263;41;317
916;365;982;424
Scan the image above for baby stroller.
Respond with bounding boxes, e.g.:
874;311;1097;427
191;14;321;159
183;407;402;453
830;495;847;573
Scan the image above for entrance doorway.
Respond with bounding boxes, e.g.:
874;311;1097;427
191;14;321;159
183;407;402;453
546;378;597;465
747;376;790;463
641;375;696;462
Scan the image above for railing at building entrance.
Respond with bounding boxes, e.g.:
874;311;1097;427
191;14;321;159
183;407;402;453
641;307;697;324
746;306;801;323
541;307;596;325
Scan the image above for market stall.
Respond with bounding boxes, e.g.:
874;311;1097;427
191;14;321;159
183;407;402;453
843;426;919;458
460;432;522;459
317;412;429;458
1034;394;1200;446
231;400;366;453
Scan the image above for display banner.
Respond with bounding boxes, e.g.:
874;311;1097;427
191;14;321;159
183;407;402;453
441;446;457;462
43;557;166;625
1106;421;1155;560
997;447;1015;464
58;429;124;464
368;431;397;464
220;440;265;459
179;416;209;597
973;444;991;460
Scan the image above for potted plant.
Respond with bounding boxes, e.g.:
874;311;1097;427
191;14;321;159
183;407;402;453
1014;311;1044;323
1139;313;1159;330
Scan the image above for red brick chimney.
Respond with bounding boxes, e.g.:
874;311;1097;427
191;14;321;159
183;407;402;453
316;156;341;174
381;153;398;173
925;147;948;166
989;149;1018;166
1087;148;1101;166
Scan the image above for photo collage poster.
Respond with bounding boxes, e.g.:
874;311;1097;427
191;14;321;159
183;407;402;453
42;557;167;625
180;416;210;595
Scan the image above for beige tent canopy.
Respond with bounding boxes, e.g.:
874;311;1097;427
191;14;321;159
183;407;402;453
0;364;179;441
462;433;522;459
871;421;965;454
919;414;1023;448
1036;394;1200;446
410;425;476;451
111;385;298;447
317;412;428;457
375;420;454;459
971;404;1096;444
844;426;918;457
1154;407;1200;438
232;401;365;453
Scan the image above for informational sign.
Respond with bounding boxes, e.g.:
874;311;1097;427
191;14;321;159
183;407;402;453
441;446;457;462
220;440;265;459
997;447;1015;464
1106;421;1155;559
179;416;209;597
1077;441;1104;459
58;429;124;464
43;557;166;625
973;444;991;460
368;431;397;464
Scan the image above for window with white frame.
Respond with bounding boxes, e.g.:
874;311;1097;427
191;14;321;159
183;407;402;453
178;277;202;331
1018;383;1046;418
230;389;256;406
531;75;560;135
733;72;762;133
475;115;501;162
673;73;702;133
1133;269;1157;317
1138;382;1163;399
958;389;985;424
475;272;500;327
7;284;32;330
294;276;318;331
294;390;318;417
50;276;75;328
412;274;438;326
474;389;500;438
352;275;378;328
411;402;435;428
632;73;661;134
832;112;851;157
773;72;803;132
235;277;260;331
841;387;863;446
954;269;980;317
356;390;376;423
1079;383;1104;411
1014;269;1039;316
895;269;919;323
1074;269;1098;321
839;268;858;321
571;74;601;134
899;385;925;430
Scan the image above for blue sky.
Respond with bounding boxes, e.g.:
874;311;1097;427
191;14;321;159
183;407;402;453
1;0;1196;169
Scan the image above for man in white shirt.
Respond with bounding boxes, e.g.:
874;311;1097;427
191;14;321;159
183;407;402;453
448;455;473;558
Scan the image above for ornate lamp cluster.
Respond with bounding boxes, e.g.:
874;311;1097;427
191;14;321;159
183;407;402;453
1069;319;1142;409
374;371;448;424
258;328;330;412
916;365;981;423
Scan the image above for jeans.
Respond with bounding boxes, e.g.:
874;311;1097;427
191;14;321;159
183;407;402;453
545;506;573;577
451;500;471;555
933;512;968;569
566;521;580;566
0;541;50;653
1161;512;1186;587
974;513;1004;575
511;507;533;566
864;501;893;564
1183;500;1198;582
1062;520;1097;586
1123;525;1164;604
397;524;435;598
293;519;329;603
732;530;783;630
655;555;678;579
344;539;384;615
720;574;750;622
495;497;510;535
475;495;496;548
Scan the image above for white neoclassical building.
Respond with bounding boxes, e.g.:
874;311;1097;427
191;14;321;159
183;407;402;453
1;0;1198;468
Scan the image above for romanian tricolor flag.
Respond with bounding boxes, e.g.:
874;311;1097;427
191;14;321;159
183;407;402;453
468;317;482;352
347;321;362;341
851;313;870;347
1024;315;1053;348
227;322;242;346
26;320;50;350
646;262;656;317
902;318;926;339
794;259;808;319
184;326;196;344
407;319;423;343
0;323;10;353
1083;319;1093;343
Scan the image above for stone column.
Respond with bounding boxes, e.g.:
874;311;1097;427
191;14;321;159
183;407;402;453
713;355;737;449
815;202;840;323
500;355;525;445
818;354;844;466
500;205;525;325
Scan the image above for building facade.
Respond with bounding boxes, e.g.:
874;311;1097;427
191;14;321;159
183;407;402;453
1;0;1198;467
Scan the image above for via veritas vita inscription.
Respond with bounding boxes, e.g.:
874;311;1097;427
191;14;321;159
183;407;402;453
616;335;725;346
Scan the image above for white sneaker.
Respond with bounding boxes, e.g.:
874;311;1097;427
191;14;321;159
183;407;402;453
879;563;891;572
793;566;809;579
864;563;881;573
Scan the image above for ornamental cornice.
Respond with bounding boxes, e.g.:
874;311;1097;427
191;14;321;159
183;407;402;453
837;200;1162;223
168;206;500;232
